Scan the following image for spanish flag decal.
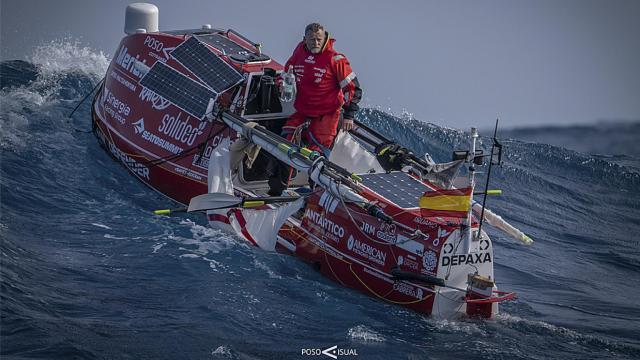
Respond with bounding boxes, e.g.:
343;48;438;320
419;187;472;218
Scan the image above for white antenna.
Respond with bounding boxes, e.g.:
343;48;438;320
461;127;479;254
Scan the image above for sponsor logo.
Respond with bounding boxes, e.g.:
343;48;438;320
398;255;419;271
174;166;203;181
304;55;315;64
191;153;209;170
133;118;144;134
101;87;130;124
162;47;175;60
360;222;375;236
393;282;424;300
441;252;492;267
293;64;305;77
191;135;226;170
109;69;136;92
301;345;358;359
376;223;396;243
115;46;147;79
304;209;345;241
443;243;454;254
147;46;175;63
144;35;164;52
139;87;171;110
107;142;149;180
347;235;386;266
132;118;184;155
422;250;438;272
157;111;207;146
360;222;398;243
413;216;438;228
148;51;166;63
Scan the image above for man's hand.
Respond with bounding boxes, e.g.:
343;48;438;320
342;118;355;131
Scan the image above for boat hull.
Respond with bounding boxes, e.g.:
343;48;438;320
92;29;500;319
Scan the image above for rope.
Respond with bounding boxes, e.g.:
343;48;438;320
290;119;310;146
69;77;105;133
68;77;105;119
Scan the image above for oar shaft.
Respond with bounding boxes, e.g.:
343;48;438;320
242;200;265;208
472;202;533;245
473;190;502;196
188;192;304;212
154;207;187;215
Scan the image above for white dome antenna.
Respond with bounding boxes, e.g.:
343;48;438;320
125;3;159;35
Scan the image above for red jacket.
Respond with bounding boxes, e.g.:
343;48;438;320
285;36;362;118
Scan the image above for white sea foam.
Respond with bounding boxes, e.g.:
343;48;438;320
495;313;583;339
202;257;227;272
170;219;236;257
104;234;128;240
347;325;386;342
429;318;486;336
151;242;165;254
252;258;282;279
211;345;232;357
29;38;110;83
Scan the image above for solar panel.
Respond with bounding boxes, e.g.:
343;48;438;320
196;34;271;63
139;61;217;119
360;172;433;209
171;36;244;93
198;33;248;56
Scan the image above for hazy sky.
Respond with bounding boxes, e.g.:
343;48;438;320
1;0;639;130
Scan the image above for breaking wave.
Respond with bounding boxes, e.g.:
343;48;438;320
2;40;639;359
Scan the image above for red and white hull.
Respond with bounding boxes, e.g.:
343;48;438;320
92;12;514;319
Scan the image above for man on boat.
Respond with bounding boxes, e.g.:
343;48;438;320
268;22;362;196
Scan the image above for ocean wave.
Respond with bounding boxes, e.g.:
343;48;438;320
2;38;640;360
0;40;108;152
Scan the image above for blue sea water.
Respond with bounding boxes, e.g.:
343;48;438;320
2;42;640;360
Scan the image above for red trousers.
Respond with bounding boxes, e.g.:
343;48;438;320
281;109;341;155
267;109;341;195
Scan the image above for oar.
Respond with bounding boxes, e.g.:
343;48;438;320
153;207;187;215
153;193;302;215
471;202;533;245
473;189;502;196
390;268;467;292
188;193;301;212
